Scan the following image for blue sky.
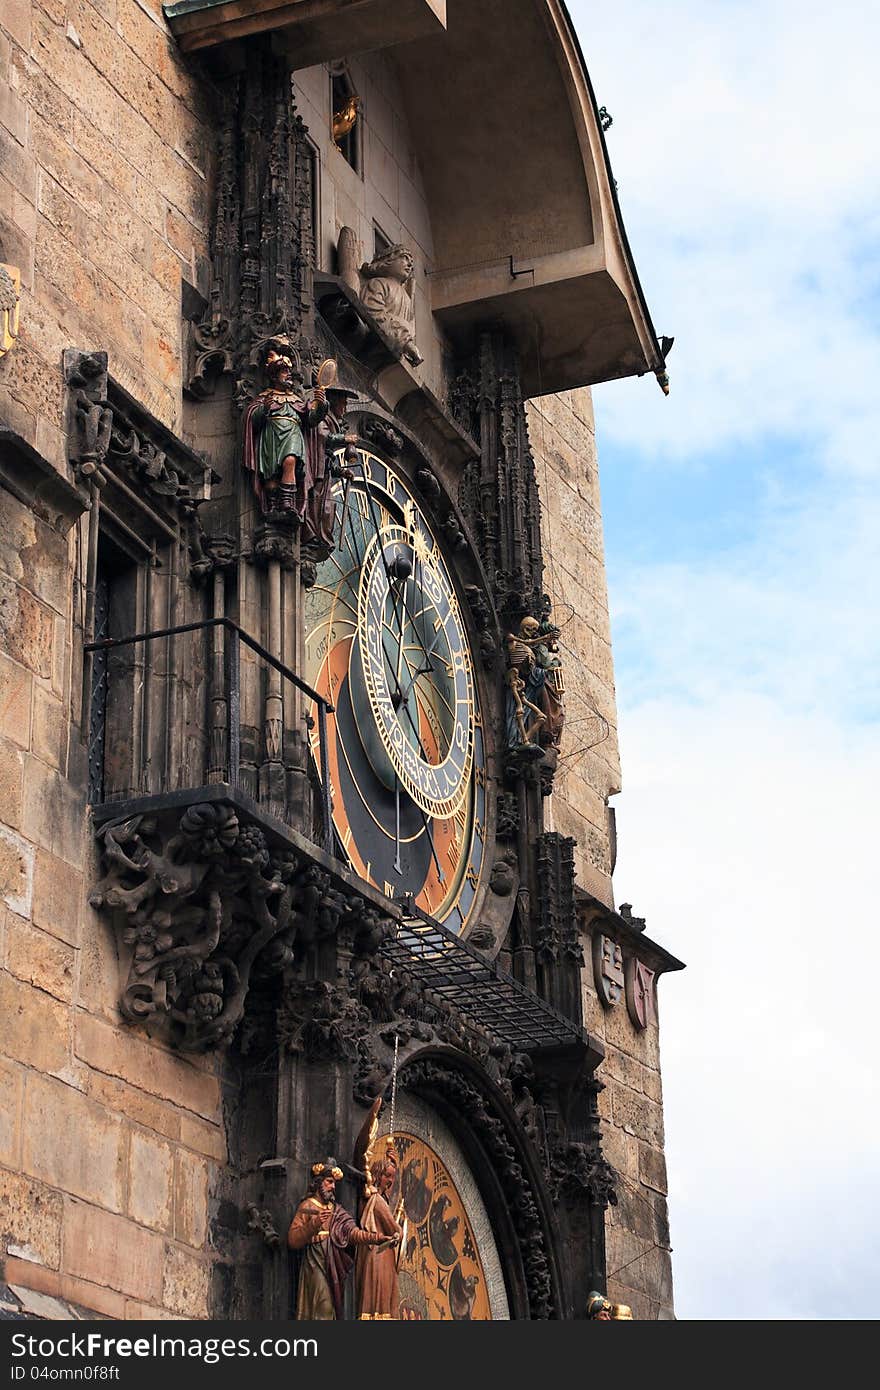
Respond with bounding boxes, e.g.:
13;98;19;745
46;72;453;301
567;0;880;1319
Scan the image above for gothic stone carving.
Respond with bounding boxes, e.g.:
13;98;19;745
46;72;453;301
548;1139;617;1211
361;414;404;456
187;42;315;402
592;933;624;1008
89;801;393;1052
65;350;208;511
64;351;112;479
625;958;657;1031
402;1056;555;1319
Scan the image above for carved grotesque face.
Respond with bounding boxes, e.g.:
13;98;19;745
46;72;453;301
265;348;295;386
520;617;540;638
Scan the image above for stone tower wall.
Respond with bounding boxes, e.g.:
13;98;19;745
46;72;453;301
1;0;222;1320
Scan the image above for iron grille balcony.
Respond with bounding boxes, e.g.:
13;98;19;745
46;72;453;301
84;617;335;855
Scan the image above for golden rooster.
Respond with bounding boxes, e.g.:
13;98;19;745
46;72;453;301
332;94;360;147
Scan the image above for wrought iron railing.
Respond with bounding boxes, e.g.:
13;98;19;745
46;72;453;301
382;897;586;1052
84;617;335;854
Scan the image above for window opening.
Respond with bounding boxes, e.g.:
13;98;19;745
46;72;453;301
330;65;361;173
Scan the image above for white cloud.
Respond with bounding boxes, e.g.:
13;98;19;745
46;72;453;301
565;0;880;1319
612;691;880;1318
569;0;880;469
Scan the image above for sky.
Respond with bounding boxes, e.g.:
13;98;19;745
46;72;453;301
567;0;880;1319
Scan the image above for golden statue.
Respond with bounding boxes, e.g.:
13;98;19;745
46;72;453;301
332;94;360;146
353;1098;404;1320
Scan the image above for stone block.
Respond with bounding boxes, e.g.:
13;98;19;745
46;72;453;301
31;848;82;945
611;1082;664;1149
2;0;31;47
178;1113;226;1164
164;205;194;266
0;125;37;203
75;905;122;1017
580;982;607;1040
33;418;67;474
0;736;24;829
75;1013;221;1121
124;1299;184;1321
173;1148;209;1249
3;1256;61;1301
31;109;104;218
0;1169;63;1269
613;1178;657;1243
602;1044;647;1096
51;614;67;699
10;47;73;139
639;1143;667;1196
0;1057;23;1167
642;1065;663;1105
603;1002;660;1069
6;918;75;1002
0;968;71;1077
59;1274;126;1320
87;1073;180;1144
23;1073;124;1211
0;650;31;750
162;1243;210;1318
600;1120;639;1183
31;12;120;135
128;1130;173;1233
116;1;201;111
21;755;85;866
63;1198;164;1302
31;687;65;770
0;81;27;146
0;576;54;680
71;112;137;209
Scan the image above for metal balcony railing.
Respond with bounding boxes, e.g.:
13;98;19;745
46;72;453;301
382;898;586;1053
84;617;335;855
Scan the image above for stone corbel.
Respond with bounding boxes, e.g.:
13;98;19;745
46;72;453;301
89;798;397;1052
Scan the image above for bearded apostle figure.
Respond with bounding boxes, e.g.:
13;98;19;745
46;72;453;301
287;1156;396;1320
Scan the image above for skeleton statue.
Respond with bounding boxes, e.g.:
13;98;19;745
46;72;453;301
505;615;565;748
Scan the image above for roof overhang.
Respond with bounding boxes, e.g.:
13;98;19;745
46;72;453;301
391;0;665;396
163;0;666;398
164;0;447;58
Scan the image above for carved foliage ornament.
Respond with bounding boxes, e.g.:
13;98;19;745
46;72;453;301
90;801;394;1052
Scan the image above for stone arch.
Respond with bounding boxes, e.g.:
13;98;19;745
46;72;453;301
398;1046;565;1319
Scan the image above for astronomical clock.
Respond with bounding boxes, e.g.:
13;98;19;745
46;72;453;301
304;448;487;934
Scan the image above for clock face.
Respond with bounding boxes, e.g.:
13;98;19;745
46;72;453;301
304;449;486;934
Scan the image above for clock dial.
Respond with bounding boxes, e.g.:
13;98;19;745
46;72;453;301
304;450;486;934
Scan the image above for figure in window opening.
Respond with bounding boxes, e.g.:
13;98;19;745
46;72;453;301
242;340;357;550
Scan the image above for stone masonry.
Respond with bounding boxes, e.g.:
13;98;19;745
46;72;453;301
0;0;221;1320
